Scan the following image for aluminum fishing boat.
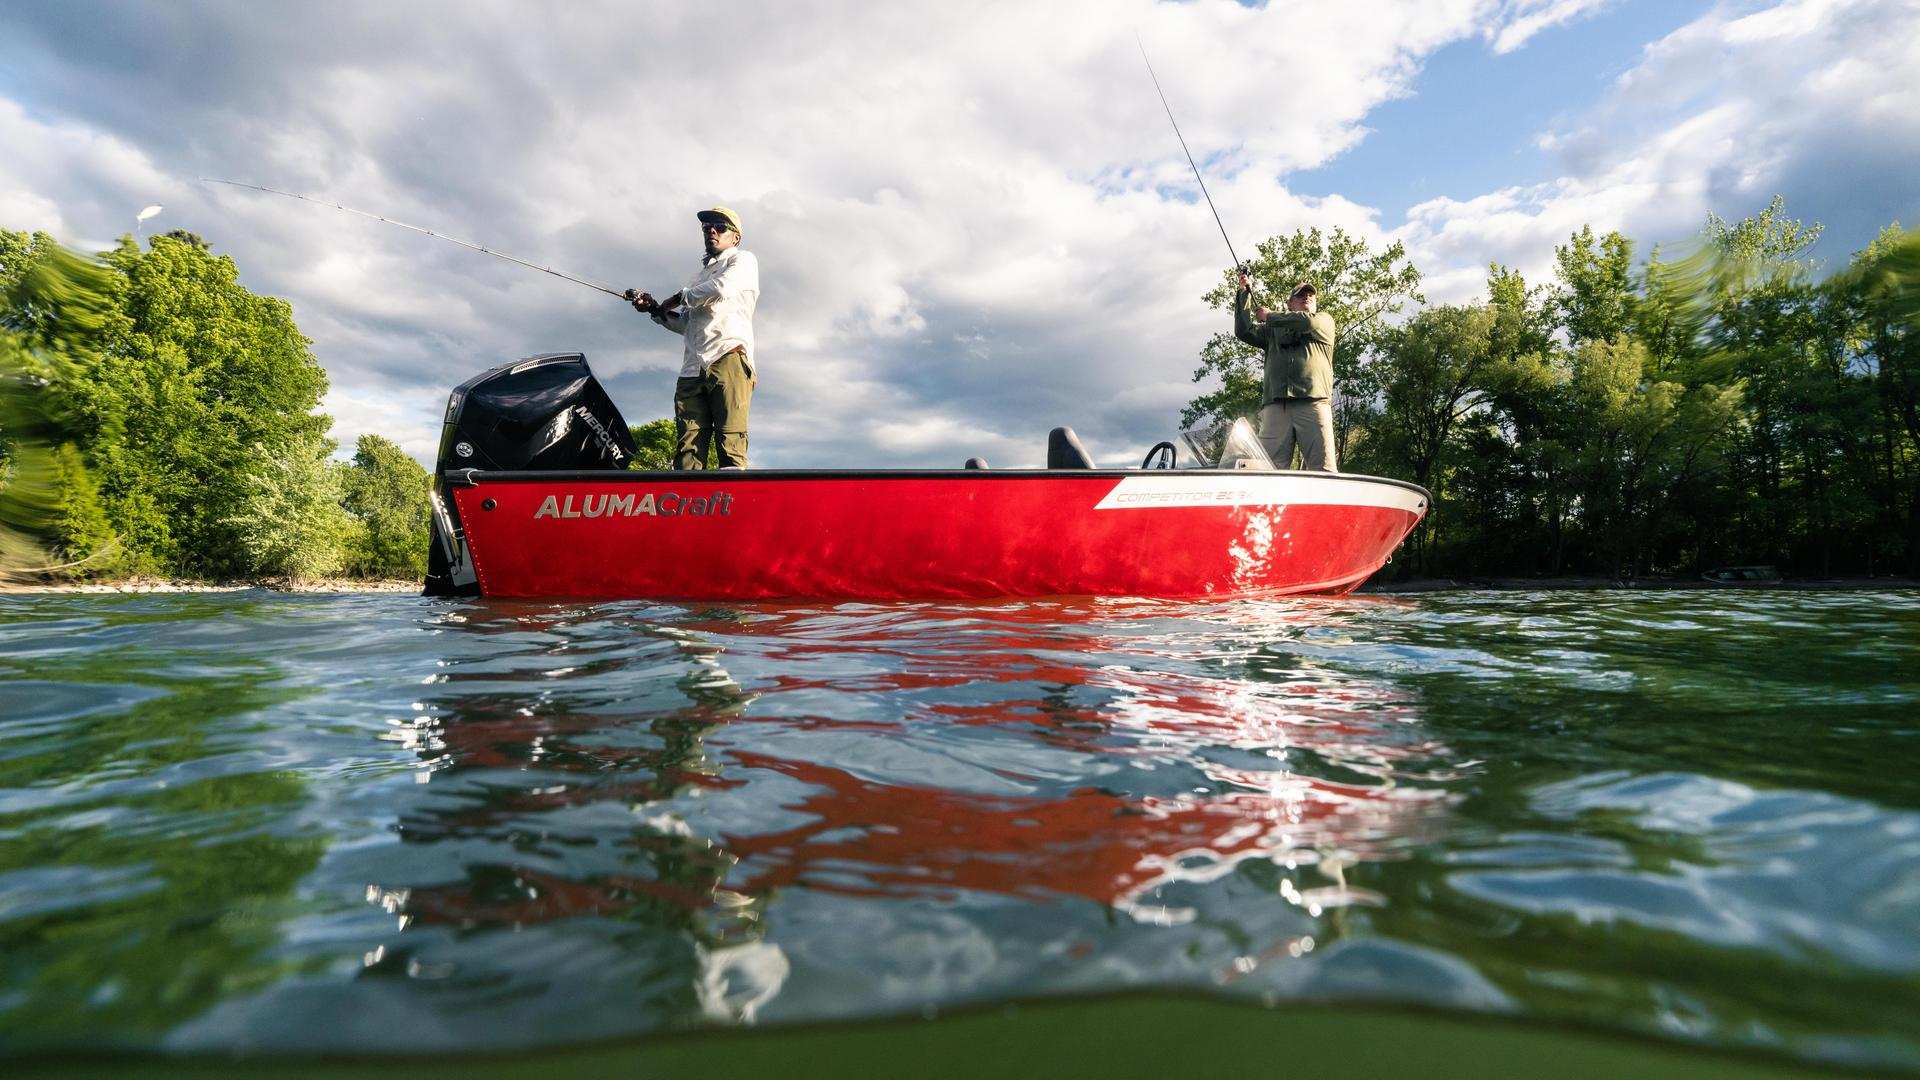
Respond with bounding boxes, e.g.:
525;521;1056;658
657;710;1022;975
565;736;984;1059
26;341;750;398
425;353;1428;601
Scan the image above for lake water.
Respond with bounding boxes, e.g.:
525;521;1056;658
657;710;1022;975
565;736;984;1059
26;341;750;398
2;589;1917;1072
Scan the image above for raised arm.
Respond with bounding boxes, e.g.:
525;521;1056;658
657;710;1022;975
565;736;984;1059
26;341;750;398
1233;287;1267;349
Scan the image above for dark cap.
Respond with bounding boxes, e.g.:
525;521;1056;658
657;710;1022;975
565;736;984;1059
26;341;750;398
1289;280;1316;299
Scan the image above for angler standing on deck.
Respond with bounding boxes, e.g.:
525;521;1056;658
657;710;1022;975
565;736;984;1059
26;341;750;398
628;207;760;469
1234;274;1338;472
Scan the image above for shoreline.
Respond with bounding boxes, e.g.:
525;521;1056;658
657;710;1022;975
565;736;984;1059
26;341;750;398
0;577;422;594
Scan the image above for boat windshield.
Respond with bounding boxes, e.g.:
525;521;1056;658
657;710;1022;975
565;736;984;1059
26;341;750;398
1178;417;1275;470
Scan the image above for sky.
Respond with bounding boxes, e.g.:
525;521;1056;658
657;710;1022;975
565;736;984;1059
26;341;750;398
2;0;1917;468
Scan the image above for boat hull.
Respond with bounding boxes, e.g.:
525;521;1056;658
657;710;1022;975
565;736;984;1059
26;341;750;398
448;470;1428;601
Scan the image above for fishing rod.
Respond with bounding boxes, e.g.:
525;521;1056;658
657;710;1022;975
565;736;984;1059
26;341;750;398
198;178;627;299
1136;35;1243;273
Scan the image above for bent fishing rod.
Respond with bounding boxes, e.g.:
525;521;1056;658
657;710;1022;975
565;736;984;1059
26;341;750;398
199;178;628;299
1136;35;1243;274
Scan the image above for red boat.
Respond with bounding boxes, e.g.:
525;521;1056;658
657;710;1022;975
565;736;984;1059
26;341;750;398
425;353;1428;601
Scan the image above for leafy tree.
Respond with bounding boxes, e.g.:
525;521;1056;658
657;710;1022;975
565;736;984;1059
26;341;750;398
84;233;334;577
628;418;716;469
223;439;354;582
0;232;124;576
48;442;119;572
1367;304;1499;490
1631;247;1708;381
0;335;62;575
629;419;677;469
1564;336;1743;575
1467;264;1571;572
1487;263;1557;365
0;229;508;583
1554;226;1637;344
340;434;430;579
1829;224;1920;573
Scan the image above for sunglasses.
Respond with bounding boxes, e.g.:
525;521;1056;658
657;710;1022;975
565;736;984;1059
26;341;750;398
700;222;734;233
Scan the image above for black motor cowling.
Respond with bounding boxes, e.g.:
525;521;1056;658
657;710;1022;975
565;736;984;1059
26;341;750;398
424;352;638;596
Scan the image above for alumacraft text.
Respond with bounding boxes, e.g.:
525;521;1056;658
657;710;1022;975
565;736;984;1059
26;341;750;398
533;492;733;519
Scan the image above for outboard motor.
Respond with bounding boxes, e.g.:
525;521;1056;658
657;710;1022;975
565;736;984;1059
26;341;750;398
425;352;639;597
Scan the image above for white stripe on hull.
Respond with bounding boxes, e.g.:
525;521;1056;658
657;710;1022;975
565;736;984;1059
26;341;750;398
1094;473;1428;514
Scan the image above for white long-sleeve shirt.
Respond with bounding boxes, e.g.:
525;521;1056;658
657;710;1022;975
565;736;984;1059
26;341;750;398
652;246;759;378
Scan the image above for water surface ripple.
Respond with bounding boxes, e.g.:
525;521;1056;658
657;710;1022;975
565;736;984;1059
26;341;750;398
1;589;1916;1068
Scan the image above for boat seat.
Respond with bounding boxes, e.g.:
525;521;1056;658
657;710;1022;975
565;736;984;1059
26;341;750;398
1047;427;1095;470
964;457;989;469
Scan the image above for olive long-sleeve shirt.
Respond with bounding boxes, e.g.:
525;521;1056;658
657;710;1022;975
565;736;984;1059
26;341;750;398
1235;289;1337;401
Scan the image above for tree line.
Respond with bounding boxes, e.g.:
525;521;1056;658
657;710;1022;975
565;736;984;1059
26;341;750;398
1190;197;1920;579
1;229;430;582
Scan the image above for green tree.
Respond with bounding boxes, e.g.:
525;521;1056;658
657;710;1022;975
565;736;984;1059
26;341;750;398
223;439;354;582
0;335;62;574
1829;224;1920;574
81;233;334;576
1564;336;1743;575
629;419;678;470
1692;198;1835;567
0;232;124;576
1487;262;1558;371
47;442;119;572
1452;264;1571;573
1630;246;1709;381
340;433;431;579
1554;226;1638;344
1367;304;1499;491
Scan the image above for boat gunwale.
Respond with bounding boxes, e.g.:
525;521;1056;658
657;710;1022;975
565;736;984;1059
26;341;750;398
445;467;1434;502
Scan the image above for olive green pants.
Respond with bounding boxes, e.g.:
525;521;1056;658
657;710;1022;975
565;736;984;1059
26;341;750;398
674;347;754;469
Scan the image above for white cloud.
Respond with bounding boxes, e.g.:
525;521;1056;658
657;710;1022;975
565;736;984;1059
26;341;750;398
1485;0;1620;54
322;383;448;463
0;98;172;247
0;186;67;239
1401;0;1920;302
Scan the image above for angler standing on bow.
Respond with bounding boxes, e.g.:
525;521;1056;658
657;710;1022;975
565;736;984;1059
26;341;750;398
1235;273;1338;472
628;207;759;469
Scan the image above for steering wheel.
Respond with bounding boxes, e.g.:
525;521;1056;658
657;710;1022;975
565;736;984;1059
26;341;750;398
1141;441;1177;469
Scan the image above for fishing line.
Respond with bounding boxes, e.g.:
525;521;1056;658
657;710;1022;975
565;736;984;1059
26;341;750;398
1136;34;1243;271
199;178;627;298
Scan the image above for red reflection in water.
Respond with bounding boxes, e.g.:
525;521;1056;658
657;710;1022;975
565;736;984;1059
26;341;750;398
384;598;1450;931
723;751;1440;909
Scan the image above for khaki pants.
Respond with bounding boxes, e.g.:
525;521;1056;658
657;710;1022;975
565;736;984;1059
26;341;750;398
674;347;754;469
1258;398;1337;472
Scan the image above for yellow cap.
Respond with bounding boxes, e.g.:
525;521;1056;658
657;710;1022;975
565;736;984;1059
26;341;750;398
697;206;742;234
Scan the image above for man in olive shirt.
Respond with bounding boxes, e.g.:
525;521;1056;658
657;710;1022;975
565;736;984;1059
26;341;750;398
1234;275;1338;471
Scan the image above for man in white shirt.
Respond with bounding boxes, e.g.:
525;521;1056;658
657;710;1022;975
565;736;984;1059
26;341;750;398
628;206;760;469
